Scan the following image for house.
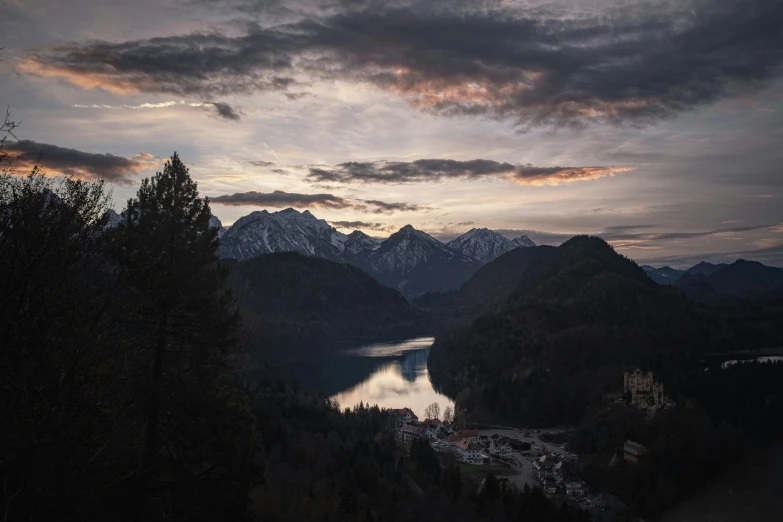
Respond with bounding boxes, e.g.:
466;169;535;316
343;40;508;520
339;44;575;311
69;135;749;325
623;440;649;464
488;438;511;457
543;477;558;495
455;439;485;465
391;408;418;429
420;418;444;439
532;456;555;481
455;429;479;442
623;369;665;409
566;481;584;496
400;422;427;446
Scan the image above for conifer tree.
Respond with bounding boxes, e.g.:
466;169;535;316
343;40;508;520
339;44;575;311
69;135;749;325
114;153;239;474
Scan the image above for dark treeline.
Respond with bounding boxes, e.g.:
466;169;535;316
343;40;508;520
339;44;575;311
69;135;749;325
0;156;588;521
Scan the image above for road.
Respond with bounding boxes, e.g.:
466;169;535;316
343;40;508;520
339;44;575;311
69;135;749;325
477;427;576;489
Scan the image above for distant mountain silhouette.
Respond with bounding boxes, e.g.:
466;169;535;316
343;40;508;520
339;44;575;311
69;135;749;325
684;261;727;277
642;265;684;285
706;259;783;300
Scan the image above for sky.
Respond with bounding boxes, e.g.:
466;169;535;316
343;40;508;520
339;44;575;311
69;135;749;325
1;0;782;268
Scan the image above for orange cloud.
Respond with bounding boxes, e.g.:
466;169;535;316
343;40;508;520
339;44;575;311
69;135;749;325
507;166;635;186
17;57;144;95
4;140;156;184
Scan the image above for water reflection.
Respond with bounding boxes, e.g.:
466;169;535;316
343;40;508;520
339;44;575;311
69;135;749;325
332;339;454;418
256;337;454;419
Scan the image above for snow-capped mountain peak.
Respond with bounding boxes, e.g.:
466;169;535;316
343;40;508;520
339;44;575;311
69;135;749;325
447;228;522;264
218;207;347;261
512;235;536;248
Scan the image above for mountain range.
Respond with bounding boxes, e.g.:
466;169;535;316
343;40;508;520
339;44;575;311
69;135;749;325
215;208;536;296
643;260;783;301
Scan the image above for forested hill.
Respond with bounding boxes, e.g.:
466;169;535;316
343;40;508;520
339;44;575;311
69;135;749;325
427;236;783;426
228;252;431;349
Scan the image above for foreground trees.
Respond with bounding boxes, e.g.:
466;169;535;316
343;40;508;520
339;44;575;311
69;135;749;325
0;156;254;520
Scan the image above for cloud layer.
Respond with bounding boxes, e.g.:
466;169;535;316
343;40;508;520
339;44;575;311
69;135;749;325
209;189;425;213
309;159;632;186
3;140;154;184
20;0;783;127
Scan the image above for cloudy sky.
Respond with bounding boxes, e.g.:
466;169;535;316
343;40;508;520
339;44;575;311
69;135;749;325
1;0;782;267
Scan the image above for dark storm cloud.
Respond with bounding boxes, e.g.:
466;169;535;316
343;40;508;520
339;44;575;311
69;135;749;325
207;101;241;120
210;190;354;208
308;159;631;185
20;0;783;127
329;220;390;231
361;199;426;214
3;140;154;184
210;189;423;213
495;229;572;246
284;92;312;101
600;223;781;242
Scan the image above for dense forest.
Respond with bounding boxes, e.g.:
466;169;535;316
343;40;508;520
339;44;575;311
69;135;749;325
0;152;588;521
228;252;431;350
428;237;783;426
424;237;783;517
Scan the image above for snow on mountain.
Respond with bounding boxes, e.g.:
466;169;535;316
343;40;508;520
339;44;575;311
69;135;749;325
214;209;535;296
447;228;519;264
512;235;536;248
368;225;453;275
218;208;348;261
208;215;228;238
343;230;382;265
365;225;482;295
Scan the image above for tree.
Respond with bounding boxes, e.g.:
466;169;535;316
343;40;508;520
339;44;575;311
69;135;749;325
113;153;239;479
442;405;454;424
0;170;135;520
424;402;440;420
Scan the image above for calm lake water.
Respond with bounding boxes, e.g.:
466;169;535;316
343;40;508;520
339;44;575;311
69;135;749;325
256;337;454;419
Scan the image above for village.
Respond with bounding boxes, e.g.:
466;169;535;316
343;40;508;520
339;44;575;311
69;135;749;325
390;369;669;513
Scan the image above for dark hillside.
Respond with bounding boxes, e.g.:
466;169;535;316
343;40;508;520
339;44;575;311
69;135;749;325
428;237;782;426
229;253;431;350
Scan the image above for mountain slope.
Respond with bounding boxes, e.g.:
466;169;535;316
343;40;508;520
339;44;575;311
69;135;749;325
341;230;381;265
706;259;783;300
684;261;727;277
642;265;684;284
228;252;429;348
447;228;525;264
512;234;536;248
218;208;347;261
365;225;482;296
427;236;715;425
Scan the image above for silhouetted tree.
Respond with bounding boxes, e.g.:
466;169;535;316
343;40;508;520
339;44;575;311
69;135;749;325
115;153;238;484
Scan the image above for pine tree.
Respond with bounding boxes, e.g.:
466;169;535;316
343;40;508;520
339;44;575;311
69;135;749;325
114;153;239;475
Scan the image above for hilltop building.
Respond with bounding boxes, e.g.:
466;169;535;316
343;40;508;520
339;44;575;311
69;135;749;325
623;369;665;409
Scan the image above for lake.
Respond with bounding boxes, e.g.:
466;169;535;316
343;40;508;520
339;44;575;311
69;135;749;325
254;336;454;419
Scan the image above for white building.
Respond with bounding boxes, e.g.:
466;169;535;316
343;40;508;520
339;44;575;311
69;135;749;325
455;439;485;465
391;408;418;429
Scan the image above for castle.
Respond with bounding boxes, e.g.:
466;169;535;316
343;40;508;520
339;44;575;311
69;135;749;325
623;369;665;409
